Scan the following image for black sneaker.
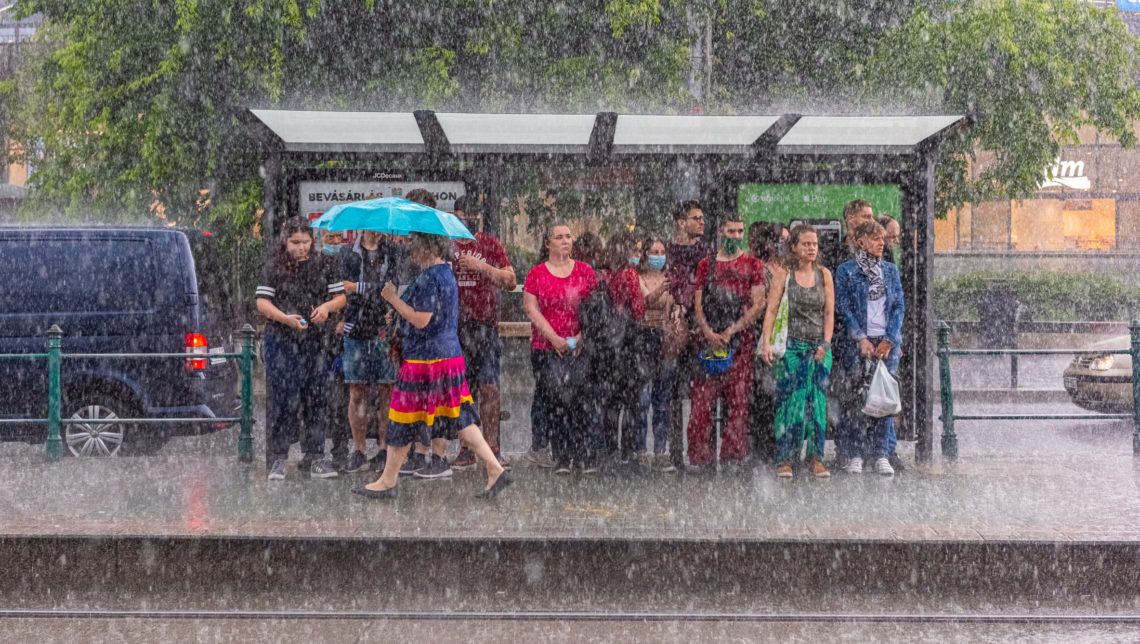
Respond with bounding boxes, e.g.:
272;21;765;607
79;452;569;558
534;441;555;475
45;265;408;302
298;458;339;479
888;452;906;472
400;452;427;476
414;455;454;479
369;449;388;472
343;450;368;473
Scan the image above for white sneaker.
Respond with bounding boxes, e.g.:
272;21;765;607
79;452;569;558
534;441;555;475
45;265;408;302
874;457;895;476
843;457;863;474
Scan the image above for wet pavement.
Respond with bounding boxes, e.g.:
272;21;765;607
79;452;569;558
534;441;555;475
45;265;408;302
3;616;1140;644
0;399;1138;544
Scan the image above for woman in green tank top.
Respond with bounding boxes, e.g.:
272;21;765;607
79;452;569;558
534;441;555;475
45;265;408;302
760;224;835;480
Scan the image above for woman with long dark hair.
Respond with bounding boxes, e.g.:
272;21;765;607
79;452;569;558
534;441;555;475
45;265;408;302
593;229;646;463
522;223;597;474
255;217;346;480
760;224;835;480
354;231;510;499
633;236;676;468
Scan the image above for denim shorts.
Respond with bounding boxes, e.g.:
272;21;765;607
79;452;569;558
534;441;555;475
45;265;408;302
342;336;397;384
458;323;502;386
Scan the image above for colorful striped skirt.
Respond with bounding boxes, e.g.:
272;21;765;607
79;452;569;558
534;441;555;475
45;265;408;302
387;355;479;446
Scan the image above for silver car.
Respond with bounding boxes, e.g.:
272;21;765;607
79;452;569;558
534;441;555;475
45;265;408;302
1063;335;1133;413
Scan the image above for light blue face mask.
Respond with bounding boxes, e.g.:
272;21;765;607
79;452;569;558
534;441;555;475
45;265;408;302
628;256;641;267
321;244;342;256
647;255;667;271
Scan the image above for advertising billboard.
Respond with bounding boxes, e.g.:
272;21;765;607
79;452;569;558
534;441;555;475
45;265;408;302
737;183;902;227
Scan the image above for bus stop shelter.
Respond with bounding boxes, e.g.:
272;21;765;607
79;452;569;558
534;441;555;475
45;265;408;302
244;109;967;462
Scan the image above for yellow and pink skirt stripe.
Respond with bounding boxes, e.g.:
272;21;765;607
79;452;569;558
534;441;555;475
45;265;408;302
388;355;474;427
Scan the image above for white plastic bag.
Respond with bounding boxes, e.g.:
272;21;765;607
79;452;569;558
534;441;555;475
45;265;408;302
765;273;791;359
862;360;902;418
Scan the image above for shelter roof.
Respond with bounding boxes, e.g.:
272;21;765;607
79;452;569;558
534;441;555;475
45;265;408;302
247;109;965;157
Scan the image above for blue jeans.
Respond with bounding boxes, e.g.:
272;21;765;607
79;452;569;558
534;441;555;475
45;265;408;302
634;329;674;454
263;329;328;465
836;336;899;461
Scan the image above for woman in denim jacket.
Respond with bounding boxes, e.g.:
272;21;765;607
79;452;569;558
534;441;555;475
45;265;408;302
834;221;905;476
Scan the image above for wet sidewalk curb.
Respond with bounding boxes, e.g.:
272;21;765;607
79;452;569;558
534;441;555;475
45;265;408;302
5;535;1140;603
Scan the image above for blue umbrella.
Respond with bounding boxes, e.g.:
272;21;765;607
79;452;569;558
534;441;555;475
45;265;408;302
310;197;474;240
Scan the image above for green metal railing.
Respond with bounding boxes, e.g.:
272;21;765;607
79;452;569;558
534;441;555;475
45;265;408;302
937;320;1140;459
0;324;258;462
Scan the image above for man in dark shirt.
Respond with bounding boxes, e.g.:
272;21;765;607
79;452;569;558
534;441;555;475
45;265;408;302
339;230;405;473
451;195;516;469
665;199;712;472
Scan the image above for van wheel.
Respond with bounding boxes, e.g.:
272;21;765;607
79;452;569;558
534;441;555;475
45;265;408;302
62;393;164;457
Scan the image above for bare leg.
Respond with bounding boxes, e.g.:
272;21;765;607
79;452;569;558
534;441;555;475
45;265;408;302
458;424;504;491
347;384;370;453
431;437;448;458
480;384;502;452
365;443;410;491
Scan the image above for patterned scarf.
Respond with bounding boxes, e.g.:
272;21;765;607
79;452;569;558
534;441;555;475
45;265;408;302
856;250;885;301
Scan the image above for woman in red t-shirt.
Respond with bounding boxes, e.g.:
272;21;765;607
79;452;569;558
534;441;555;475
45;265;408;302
522;223;597;473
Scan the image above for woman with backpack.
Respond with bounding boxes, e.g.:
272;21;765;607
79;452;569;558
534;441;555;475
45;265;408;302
522;223;598;474
760;224;835;480
590;230;647;465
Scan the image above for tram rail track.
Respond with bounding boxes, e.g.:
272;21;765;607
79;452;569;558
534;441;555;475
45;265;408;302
4;609;1140;624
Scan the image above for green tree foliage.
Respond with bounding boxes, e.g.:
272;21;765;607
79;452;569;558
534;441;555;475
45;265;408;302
865;0;1140;214
4;0;1140;228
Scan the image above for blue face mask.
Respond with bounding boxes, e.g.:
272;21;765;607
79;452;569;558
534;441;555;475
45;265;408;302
647;255;666;271
628;256;641;267
321;244;342;256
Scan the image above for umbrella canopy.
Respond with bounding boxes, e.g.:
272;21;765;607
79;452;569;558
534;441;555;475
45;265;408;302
311;197;475;240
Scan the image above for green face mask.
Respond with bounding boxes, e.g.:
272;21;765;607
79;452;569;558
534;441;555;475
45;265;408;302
721;237;744;254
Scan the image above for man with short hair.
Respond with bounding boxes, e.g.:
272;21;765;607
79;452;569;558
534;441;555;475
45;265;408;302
825;199;875;275
689;215;765;467
664;199;712;472
450;194;516;469
877;215;901;265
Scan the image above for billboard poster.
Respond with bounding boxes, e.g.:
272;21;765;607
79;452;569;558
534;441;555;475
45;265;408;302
737;183;902;228
297;180;466;248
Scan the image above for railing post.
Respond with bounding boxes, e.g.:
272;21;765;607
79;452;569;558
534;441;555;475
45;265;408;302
45;325;63;461
238;324;256;464
1131;319;1140;457
937;321;958;460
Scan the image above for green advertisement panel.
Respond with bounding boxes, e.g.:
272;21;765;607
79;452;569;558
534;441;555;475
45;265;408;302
737;183;902;228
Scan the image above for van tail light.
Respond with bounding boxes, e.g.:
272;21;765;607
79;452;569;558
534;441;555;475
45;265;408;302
185;333;208;371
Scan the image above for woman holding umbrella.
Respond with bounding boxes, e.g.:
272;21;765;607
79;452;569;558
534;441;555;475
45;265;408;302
353;228;511;499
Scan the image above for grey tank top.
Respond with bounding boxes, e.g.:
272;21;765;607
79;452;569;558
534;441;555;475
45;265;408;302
787;267;825;342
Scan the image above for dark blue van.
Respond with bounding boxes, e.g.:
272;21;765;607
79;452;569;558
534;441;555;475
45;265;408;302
0;227;239;455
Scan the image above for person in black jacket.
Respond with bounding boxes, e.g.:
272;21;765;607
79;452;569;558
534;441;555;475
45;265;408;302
339;230;406;474
255;217;346;481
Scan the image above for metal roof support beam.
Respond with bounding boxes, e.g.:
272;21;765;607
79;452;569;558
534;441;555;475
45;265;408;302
588;112;618;160
413;110;450;159
751;113;801;156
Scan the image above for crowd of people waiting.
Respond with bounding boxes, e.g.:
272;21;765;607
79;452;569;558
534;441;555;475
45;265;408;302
253;191;906;497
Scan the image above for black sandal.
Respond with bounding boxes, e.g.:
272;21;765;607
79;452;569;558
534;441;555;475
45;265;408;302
352;485;398;500
476;471;513;500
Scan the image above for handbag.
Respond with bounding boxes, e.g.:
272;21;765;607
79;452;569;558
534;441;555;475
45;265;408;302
767;273;790;358
862;359;902;418
661;306;687;359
